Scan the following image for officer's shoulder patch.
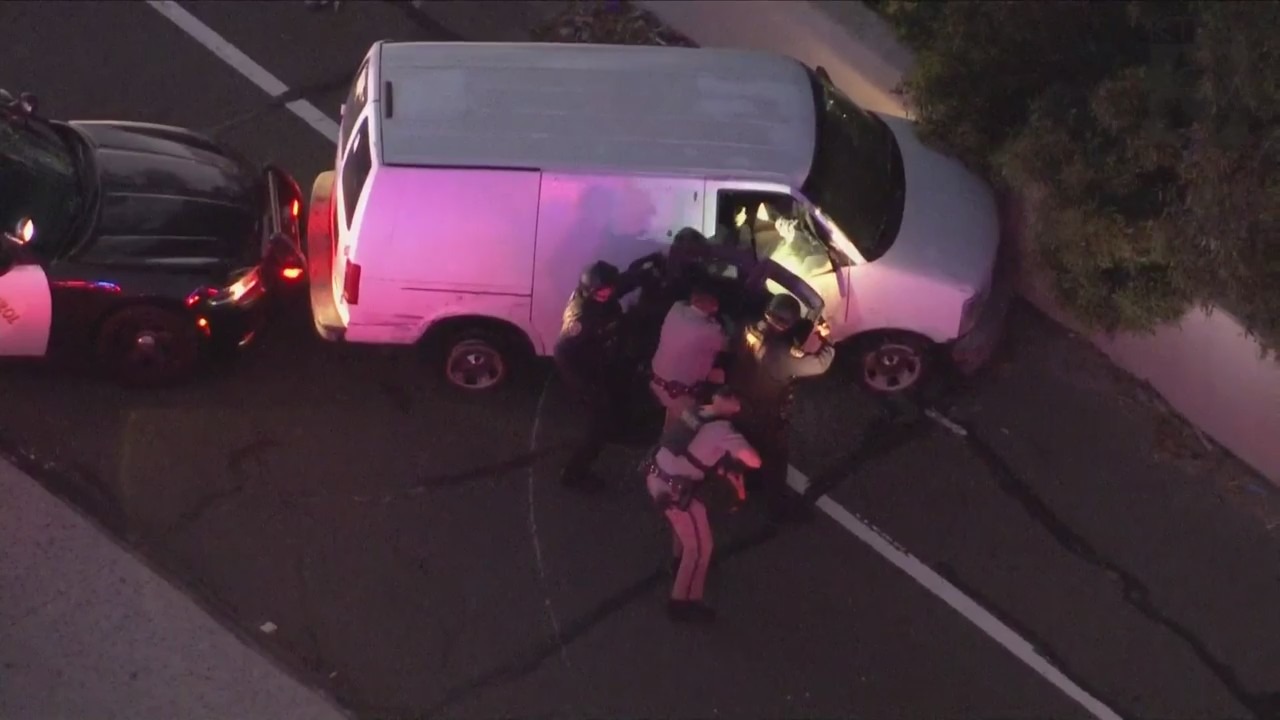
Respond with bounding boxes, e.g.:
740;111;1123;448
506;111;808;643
564;320;582;337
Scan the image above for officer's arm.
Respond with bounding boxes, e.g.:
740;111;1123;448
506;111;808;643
765;340;835;379
712;330;732;370
618;252;664;298
791;340;836;378
715;427;762;469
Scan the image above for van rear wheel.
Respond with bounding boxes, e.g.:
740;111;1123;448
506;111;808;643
430;327;526;393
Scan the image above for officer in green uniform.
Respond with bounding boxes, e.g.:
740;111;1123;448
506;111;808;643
726;293;835;522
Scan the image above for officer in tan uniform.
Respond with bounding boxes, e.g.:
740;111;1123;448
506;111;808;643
649;280;730;433
644;386;761;623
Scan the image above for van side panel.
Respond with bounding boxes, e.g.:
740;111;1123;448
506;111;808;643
371;166;539;293
342;166;540;345
530;173;704;355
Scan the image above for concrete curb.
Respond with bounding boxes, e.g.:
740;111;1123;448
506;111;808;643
0;451;355;720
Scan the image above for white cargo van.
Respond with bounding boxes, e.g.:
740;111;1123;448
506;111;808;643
306;41;1009;394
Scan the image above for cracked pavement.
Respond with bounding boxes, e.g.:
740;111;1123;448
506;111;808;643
3;1;1280;718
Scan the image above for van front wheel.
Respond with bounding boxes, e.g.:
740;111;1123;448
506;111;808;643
849;331;933;396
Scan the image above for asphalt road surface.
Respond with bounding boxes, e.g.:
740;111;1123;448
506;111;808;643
4;2;1280;719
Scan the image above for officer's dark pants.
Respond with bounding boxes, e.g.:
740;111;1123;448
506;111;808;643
735;411;792;519
562;387;619;485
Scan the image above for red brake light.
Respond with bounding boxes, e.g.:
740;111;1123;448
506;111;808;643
343;260;361;305
290;199;300;219
186;286;218;307
281;266;304;281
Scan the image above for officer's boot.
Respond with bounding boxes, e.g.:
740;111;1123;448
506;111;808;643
667;599;715;623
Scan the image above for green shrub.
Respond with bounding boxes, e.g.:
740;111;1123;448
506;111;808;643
531;1;696;47
876;0;1280;351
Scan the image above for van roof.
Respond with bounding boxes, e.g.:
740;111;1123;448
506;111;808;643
374;42;818;185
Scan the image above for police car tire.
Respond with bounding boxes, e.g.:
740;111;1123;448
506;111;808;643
95;305;201;388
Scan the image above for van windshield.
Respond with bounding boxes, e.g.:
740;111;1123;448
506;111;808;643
800;68;905;263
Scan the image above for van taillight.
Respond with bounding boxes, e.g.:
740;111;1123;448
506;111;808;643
343;260;361;305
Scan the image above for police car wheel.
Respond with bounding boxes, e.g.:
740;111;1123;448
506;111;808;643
438;330;516;392
852;332;931;395
96;305;201;387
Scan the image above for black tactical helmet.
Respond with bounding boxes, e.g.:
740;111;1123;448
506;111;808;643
579;260;621;294
763;293;803;332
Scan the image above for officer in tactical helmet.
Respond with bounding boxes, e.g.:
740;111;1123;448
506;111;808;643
726;292;835;522
554;260;635;490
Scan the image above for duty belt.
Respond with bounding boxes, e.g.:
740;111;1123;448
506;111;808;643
642;457;698;511
651;373;695;398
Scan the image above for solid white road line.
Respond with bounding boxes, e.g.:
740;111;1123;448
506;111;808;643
147;7;1124;718
145;1;340;142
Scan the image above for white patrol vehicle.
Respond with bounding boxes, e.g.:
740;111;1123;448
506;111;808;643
305;41;1009;395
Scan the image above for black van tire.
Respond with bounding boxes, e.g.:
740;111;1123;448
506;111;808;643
96;305;202;388
847;330;934;397
427;324;530;394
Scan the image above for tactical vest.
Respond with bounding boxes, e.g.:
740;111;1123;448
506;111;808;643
728;324;789;411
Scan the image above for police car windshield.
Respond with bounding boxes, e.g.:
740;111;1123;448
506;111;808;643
0;117;88;256
800;68;905;263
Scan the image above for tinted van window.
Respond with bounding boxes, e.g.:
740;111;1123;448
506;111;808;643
341;119;372;229
339;59;369;154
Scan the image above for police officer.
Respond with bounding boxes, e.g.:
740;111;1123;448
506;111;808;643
648;279;730;434
645;385;761;623
554;261;631;490
726;293;835;522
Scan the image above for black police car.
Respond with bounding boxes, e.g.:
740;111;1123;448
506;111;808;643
0;89;305;386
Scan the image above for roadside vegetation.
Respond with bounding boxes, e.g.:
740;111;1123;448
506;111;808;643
531;0;694;47
870;1;1279;353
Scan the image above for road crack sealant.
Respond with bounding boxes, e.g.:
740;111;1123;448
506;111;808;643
940;410;1278;720
415;398;932;718
525;374;571;671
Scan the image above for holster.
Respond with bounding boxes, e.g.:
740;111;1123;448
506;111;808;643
641;457;697;512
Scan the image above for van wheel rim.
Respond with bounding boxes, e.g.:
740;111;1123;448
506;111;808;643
862;343;922;392
446;341;505;390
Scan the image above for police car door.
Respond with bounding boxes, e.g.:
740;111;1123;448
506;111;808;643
0;243;53;357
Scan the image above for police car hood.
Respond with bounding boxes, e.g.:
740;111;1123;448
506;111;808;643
72;121;262;266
